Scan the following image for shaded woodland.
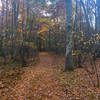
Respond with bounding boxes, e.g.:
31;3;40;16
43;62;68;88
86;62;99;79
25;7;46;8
0;0;100;99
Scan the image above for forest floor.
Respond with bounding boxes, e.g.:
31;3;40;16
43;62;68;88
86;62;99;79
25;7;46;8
0;52;100;100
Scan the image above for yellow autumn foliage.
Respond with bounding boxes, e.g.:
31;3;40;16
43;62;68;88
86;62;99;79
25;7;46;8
38;26;48;33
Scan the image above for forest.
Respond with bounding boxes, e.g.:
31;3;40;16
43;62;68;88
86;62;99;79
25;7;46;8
0;0;100;99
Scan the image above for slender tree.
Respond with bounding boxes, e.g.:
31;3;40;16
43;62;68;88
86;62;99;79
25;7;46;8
65;0;73;70
96;0;100;33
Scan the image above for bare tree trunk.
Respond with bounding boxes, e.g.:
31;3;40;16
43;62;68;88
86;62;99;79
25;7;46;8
65;0;73;70
96;0;100;33
80;0;91;37
1;0;6;64
12;0;19;60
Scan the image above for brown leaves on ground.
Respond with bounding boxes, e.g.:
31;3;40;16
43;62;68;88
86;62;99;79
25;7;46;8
0;52;100;100
55;58;100;100
0;52;66;100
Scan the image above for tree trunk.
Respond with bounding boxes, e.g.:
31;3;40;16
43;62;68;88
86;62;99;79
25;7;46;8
80;0;91;36
11;0;19;60
65;0;73;70
96;0;100;33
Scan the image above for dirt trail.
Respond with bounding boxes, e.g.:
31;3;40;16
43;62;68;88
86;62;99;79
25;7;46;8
12;52;66;100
